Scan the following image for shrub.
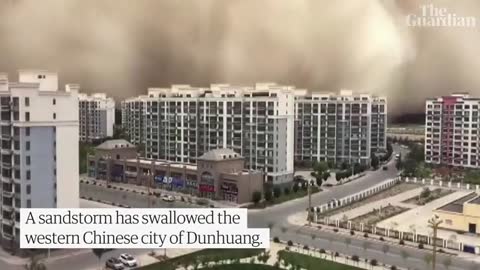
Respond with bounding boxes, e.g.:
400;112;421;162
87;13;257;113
107;184;111;188
364;233;369;238
351;255;359;262
252;191;262;204
399;240;405;245
370;259;378;266
438;249;444;253
418;243;424;249
380;237;385;241
287;240;293;246
303;245;309;250
391;266;397;270
273;237;280;243
350;230;355;235
334;252;340;257
292;184;299;193
317;226;322;230
319;249;326;254
273;187;282;198
284;187;290;195
333;228;339;233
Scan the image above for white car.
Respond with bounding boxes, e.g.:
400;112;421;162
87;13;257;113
119;253;137;267
162;195;175;202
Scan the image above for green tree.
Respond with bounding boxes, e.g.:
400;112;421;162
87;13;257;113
273;186;282;198
252;191;262;204
292;183;299;193
371;155;379;169
311;161;329;187
264;189;273;202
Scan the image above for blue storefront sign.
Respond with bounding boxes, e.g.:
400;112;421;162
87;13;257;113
155;175;185;187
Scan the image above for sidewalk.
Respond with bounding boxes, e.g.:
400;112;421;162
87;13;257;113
81;177;237;208
287;211;480;263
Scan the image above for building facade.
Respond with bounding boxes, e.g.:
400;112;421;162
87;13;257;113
123;83;295;185
425;94;480;168
435;193;480;235
78;93;115;142
294;90;387;166
87;141;263;204
0;70;79;250
121;95;146;146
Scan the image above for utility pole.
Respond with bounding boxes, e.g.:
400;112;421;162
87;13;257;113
307;182;312;226
428;215;443;270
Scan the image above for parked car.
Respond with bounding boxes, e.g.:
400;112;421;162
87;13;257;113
162;195;175;202
106;257;124;270
119;253;137;267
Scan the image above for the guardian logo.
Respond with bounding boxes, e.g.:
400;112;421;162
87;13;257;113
406;4;476;28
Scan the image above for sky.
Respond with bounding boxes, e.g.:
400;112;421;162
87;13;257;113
0;0;479;115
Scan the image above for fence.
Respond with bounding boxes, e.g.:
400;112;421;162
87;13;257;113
313;177;402;216
403;177;480;191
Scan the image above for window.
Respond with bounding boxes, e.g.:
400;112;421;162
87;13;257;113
26;141;30;151
26;170;30;180
53;98;56;105
27;199;31;208
53;113;56;119
25;112;30;121
26;156;30;165
25;97;29;107
25;127;30;136
445;219;453;225
26;185;31;195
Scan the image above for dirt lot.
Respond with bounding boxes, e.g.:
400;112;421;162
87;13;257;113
350;205;409;225
402;188;454;205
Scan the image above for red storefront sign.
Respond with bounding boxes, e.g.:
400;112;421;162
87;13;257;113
199;184;214;192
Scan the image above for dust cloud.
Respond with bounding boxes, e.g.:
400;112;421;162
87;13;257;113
0;0;479;115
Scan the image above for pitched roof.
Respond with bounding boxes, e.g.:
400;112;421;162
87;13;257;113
198;149;242;161
96;139;135;150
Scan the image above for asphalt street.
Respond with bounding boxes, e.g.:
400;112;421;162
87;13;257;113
4;145;476;270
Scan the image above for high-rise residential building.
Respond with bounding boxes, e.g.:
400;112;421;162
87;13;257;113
122;83;296;184
425;93;480;168
0;70;79;249
121;95;147;146
78;93;115;142
294;90;387;167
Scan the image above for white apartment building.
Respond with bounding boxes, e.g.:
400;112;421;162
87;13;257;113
121;95;147;146
78;93;115;142
0;70;79;250
425;93;480;168
122;83;296;184
294;90;387;167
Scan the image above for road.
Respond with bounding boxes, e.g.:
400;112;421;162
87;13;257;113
6;146;477;270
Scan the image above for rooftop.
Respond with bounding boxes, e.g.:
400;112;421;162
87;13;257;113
437;193;478;213
96;139;135;150
198;149;242;161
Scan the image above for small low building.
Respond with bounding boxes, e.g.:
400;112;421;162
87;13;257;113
87;142;263;204
434;192;480;235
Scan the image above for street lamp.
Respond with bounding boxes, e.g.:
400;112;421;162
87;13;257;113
428;215;443;270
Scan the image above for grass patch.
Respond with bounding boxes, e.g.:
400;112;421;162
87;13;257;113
139;249;265;270
278;250;361;270
207;264;280;270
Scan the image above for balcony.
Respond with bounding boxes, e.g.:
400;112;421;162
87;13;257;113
3;188;13;198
